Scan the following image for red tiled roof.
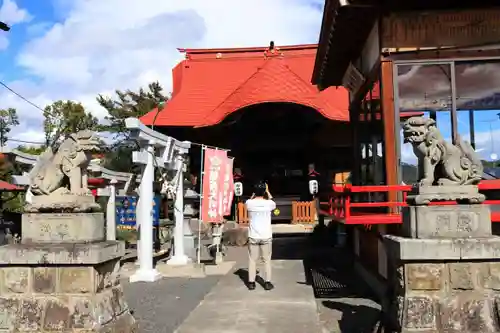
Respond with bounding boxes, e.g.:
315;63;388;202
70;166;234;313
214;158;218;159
0;180;23;191
141;44;349;127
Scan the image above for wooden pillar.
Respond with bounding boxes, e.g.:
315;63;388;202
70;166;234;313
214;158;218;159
380;60;398;210
350;103;361;186
469;110;476;149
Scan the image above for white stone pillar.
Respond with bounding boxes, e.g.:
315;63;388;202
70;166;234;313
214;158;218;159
106;179;117;241
167;155;190;265
135;176;142;266
130;141;161;282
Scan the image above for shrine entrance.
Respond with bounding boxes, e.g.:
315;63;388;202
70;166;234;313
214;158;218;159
206;101;352;223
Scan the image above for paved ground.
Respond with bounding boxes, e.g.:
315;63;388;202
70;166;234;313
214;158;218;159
121;225;382;333
175;259;323;333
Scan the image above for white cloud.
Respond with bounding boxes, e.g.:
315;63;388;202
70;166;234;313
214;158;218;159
0;0;32;50
0;34;8;49
0;0;31;25
397;62;500;111
3;0;324;145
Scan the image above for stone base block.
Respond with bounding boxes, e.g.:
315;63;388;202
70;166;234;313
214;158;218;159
184;234;198;260
384;235;500;261
406;185;485;205
22;212;105;243
0;283;137;332
25;193;101;213
0;241;125;264
384;235;500;332
0;241;136;332
402;204;491;239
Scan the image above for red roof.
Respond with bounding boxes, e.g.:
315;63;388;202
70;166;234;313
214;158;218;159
0;180;23;191
88;178;107;187
141;44;349;127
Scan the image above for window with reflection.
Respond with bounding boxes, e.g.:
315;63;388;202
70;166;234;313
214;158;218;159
396;63;453;185
395;60;500;184
455;60;500;173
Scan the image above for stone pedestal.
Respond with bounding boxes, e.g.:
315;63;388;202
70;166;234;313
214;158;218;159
0;213;137;332
22;213;105;243
183;189;200;261
183;218;198;261
401;205;491;239
384;203;500;332
406;185;485;205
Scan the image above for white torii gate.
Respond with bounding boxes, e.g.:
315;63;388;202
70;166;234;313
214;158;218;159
125;117;191;283
8;149;38;187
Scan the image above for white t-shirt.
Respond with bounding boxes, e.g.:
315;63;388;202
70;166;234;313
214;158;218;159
246;198;276;240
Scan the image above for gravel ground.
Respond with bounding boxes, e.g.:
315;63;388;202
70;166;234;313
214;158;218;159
121;245;248;333
122;276;222;333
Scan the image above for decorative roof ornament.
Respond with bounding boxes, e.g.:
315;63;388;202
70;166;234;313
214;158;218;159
264;40;282;58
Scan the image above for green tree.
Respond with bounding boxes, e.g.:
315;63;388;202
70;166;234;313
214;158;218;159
0;108;19;146
101;144;137;173
15;145;46;155
96;81;169;139
0;156;23;213
43;100;99;146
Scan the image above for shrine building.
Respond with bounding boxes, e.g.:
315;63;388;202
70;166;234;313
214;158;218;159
141;43;352;223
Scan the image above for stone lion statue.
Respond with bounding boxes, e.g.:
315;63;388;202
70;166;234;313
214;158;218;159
402;116;483;187
26;130;102;212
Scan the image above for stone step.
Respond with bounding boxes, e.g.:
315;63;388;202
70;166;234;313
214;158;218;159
120;261;236;279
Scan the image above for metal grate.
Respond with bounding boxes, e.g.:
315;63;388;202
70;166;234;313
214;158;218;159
310;266;352;298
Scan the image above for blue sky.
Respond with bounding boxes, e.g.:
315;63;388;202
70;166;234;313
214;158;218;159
0;0;58;80
0;0;325;145
0;0;497;164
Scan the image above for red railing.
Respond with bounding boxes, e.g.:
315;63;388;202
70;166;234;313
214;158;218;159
325;182;500;225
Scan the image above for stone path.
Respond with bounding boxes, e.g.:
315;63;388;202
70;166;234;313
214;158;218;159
174;259;323;333
122;228;383;333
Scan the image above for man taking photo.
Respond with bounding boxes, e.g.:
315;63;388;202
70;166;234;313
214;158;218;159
245;181;276;291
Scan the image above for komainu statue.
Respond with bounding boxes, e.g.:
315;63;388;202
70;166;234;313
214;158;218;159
403;116;483;186
403;116;485;204
25;130;102;212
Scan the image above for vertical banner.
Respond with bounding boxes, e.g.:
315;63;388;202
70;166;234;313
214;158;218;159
201;148;228;223
222;157;234;216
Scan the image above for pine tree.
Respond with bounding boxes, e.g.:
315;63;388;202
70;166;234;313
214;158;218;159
43;100;99;146
0;108;19;146
96;81;169;139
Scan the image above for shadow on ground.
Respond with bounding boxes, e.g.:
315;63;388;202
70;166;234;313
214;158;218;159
221;222;382;332
268;223;382;332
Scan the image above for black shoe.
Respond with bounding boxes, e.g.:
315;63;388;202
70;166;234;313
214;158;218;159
247;282;256;290
263;281;274;291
